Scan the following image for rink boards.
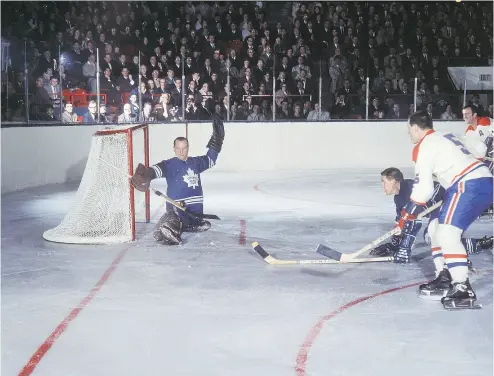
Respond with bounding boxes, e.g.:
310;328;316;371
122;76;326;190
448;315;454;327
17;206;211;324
1;121;466;194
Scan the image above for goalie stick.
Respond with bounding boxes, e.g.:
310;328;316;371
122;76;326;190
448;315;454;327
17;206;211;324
252;242;393;265
100;159;220;220
316;200;443;262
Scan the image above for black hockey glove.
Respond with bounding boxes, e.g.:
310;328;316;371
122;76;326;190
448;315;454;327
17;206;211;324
207;114;225;153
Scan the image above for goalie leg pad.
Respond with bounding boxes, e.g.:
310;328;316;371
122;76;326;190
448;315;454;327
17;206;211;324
155;209;183;245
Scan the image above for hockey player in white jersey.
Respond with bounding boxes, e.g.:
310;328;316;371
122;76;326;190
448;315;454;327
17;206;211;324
398;111;493;310
462;104;493;218
462;104;493;168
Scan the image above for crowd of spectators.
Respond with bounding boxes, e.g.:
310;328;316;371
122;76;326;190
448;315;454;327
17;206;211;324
1;1;492;123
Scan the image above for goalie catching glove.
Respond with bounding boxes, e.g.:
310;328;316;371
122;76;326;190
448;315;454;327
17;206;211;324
131;163;155;192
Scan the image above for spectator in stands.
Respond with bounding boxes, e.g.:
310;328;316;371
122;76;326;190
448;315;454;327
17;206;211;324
387;103;403;119
440;104;459;120
302;101;312;118
185;94;200;120
247;104;266;122
118;103;135;123
44;76;61;119
329;57;343;96
116;68;136;93
307;103;330;121
292;56;312;80
470;94;485;115
294;80;308;103
82;100;98;123
139;102;156;122
277;100;291;120
290;103;305;121
31;77;52;119
260;100;273;120
61;102;78;123
332;94;350;119
220;59;240;84
154;94;172;121
235;101;251;121
128;94;140;117
82;54;97;92
99;104;112;123
170;78;183;108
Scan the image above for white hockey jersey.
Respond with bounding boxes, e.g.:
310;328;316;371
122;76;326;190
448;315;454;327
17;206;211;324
410;130;491;205
463;117;493;158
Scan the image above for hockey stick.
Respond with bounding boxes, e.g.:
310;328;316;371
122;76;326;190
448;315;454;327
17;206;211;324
100;159;220;220
252;242;393;265
316;200;443;262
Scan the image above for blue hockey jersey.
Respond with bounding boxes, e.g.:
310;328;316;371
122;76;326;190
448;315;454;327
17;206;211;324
151;148;219;222
394;179;443;221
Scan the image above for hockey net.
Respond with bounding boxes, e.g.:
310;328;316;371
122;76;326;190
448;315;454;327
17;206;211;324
43;124;150;244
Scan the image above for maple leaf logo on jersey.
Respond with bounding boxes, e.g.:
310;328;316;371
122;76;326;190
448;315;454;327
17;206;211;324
183;168;199;189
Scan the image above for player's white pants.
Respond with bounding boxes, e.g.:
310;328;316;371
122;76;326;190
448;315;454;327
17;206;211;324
430;221;468;283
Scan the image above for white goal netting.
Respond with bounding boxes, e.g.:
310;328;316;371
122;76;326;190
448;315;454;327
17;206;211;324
43;125;150;244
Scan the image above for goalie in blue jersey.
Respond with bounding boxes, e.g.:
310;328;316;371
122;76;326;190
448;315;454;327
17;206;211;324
370;167;492;263
131;104;225;245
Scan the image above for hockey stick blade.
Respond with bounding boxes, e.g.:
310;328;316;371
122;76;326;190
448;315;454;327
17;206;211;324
252;242;393;265
316;244;343;261
154;190;220;220
317;201;443;261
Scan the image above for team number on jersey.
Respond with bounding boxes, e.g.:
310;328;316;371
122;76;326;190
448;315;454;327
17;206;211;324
444;133;472;156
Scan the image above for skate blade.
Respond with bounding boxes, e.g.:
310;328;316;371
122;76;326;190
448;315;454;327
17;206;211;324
443;303;483;310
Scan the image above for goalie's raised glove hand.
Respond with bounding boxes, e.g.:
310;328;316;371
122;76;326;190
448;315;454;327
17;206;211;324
131;163;155;192
207;112;225;153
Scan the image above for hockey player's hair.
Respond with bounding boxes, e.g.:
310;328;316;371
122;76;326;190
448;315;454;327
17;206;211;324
173;136;189;147
380;167;404;182
462;104;478;115
409;110;433;130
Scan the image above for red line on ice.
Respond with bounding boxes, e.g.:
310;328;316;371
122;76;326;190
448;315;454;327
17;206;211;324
295;281;424;376
19;202;167;375
239;219;246;245
18;247;129;376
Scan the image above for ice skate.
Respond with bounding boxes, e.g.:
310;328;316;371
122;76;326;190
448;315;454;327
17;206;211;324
418;269;452;300
441;279;482;310
183;220;211;233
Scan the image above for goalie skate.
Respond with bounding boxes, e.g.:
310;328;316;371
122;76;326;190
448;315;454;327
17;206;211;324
183;220;211;233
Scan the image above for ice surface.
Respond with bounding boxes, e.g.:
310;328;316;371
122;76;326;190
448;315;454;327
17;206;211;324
2;169;493;376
